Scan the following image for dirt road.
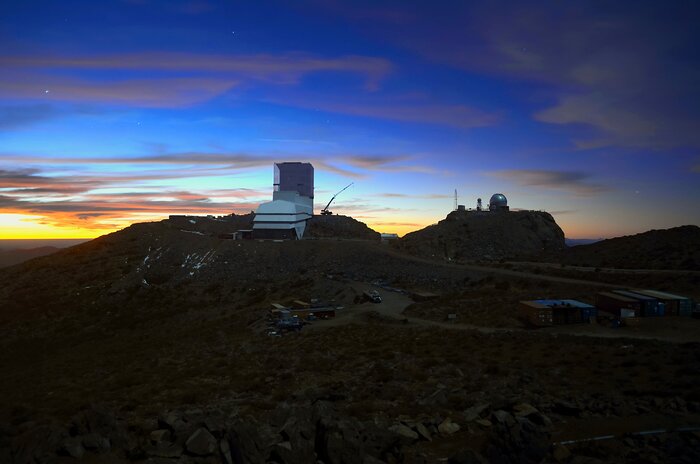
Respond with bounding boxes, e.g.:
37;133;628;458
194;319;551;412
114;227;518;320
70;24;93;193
308;280;700;343
379;246;624;288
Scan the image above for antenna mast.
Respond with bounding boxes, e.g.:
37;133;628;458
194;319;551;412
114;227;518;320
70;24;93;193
454;189;458;211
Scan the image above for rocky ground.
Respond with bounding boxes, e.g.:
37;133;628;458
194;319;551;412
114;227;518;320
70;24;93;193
2;216;700;463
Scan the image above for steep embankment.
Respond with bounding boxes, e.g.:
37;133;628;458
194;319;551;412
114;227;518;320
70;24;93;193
396;210;565;262
561;225;700;270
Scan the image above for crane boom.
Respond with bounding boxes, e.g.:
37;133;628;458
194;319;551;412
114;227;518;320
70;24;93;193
320;182;353;215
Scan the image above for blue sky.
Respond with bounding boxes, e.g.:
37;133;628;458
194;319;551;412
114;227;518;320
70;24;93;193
1;0;699;238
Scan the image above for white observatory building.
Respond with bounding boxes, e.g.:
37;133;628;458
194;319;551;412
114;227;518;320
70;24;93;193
253;162;314;239
488;193;509;212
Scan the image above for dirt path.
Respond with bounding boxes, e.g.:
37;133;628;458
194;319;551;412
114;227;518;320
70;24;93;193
507;261;700;275
378;246;623;288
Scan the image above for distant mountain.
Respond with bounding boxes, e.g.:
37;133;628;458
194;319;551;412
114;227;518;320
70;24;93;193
0;246;61;268
395;210;565;262
0;238;88;251
565;238;603;247
561;225;700;270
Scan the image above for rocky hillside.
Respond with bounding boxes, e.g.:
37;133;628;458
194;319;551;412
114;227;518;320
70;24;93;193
396;210;565;262
561;225;700;270
0;217;476;325
305;214;380;240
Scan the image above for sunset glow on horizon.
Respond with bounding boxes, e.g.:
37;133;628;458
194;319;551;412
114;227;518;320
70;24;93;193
2;1;699;240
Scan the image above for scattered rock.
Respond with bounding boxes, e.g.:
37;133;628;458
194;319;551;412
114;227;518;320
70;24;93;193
150;429;171;444
389;424;418;441
60;437;85;459
438;418;461;435
220;439;233;464
492;410;516;427
185;427;218;456
475;419;492;428
82;433;110;453
464;404;490;422
513;403;538;417
415;422;432;441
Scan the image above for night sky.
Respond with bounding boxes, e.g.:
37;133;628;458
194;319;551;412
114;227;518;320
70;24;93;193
1;0;699;239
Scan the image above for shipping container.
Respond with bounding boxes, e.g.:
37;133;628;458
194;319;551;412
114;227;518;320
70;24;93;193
519;301;553;327
612;290;662;317
632;289;693;317
520;299;593;326
595;292;640;318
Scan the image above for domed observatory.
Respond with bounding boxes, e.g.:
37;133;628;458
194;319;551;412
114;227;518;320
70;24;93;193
488;193;509;212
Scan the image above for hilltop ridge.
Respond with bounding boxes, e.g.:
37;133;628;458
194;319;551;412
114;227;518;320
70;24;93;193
396;209;566;262
560;225;700;270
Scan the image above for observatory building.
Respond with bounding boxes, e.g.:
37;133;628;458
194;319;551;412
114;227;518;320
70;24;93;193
488;193;509;212
253;162;314;239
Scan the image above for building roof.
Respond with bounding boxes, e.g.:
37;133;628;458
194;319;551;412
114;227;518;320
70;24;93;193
489;193;507;207
612;290;657;301
633;289;690;301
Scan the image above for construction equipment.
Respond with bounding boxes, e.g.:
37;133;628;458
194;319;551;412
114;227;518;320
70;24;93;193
320;182;353;215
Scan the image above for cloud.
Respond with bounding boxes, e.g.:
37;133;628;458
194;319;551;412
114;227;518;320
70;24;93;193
0;149;438;231
489;169;610;196
0;151;435;178
0;166;265;230
377;192;451;199
318;2;700;149
0;51;392;110
0;75;239;108
267;95;500;129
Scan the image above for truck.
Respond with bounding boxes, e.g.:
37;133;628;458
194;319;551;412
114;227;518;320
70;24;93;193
364;290;382;303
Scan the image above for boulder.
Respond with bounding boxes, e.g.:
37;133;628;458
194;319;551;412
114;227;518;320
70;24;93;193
415;422;432;441
150;429;171;444
81;433;110;453
220;439;234;464
438;418;461;435
492;410;516;427
69;405;117;437
464;404;490;422
185;427;218;456
60;437;85;459
388;424;418;441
